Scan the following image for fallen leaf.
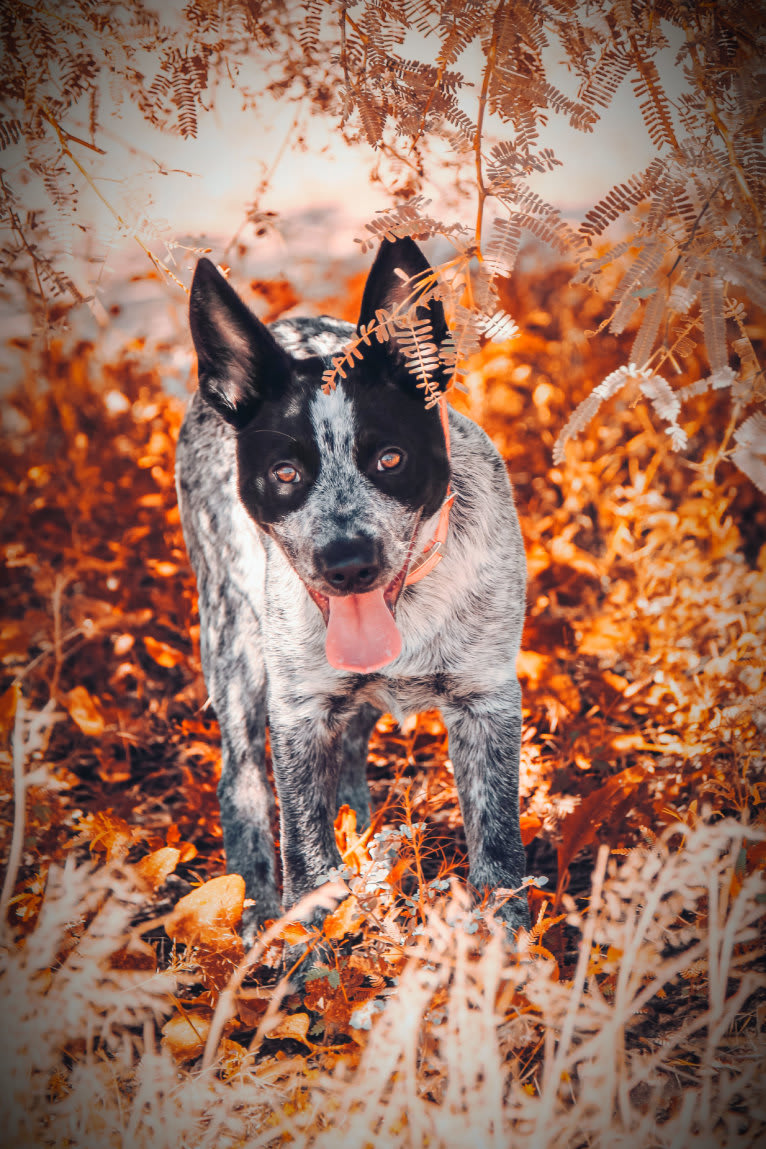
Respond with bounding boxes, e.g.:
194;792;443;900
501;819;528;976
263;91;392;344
165;874;245;946
334;803;373;870
267;1011;311;1044
334;803;358;851
217;1037;250;1078
0;680;21;737
516;649;549;685
143;635;185;668
549;670;581;714
64;685;105;736
278;922;311;945
161;1010;212;1062
80;810;136;861
236;987;271;1027
520;812;543;846
323;894;364;940
556;766;644;895
136;846;180;891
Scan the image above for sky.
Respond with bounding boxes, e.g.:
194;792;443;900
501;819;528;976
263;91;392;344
80;32;683;257
0;9;690;342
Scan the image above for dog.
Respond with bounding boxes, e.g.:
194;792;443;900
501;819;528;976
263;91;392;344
175;237;530;942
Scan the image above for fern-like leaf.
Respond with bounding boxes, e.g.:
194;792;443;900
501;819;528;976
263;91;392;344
699;275;728;375
479;309;518;343
395;315;442;402
638;372;687;449
298;0;324;56
630;59;679;152
553;364;639;463
172;67;198;139
357;90;387;149
577;44;632;110
0;117;21;150
356;196;441;252
731;412;766;493
630;286;666;368
485;217;521;278
609;243;666;334
580;158;665;240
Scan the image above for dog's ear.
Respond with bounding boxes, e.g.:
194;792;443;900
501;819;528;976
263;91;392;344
189;258;291;427
357;237;451;393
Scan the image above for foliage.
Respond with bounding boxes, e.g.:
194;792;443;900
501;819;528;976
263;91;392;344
1;2;765;1140
1;265;764;1145
1;0;765;483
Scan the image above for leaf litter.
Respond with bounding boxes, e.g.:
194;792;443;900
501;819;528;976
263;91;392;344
0;263;764;1147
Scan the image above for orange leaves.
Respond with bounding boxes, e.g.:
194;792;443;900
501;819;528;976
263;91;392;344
136;845;180;891
162;1009;218;1063
520;812;543;846
323;893;364;941
334;804;373;872
2;261;764;1122
268;1011;311;1044
143;635;185;668
164;874;245;947
556;766;645;899
63;686;105;737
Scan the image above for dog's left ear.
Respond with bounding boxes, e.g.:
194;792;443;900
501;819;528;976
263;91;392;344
190;258;292;427
357;237;452;393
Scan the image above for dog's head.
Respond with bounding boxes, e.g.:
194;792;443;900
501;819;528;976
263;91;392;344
189;238;451;672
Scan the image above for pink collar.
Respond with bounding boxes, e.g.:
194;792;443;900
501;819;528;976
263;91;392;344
404;395;454;586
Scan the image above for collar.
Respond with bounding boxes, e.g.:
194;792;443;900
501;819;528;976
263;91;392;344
404;394;454;586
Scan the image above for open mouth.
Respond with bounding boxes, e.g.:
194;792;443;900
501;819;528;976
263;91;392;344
305;534;418;674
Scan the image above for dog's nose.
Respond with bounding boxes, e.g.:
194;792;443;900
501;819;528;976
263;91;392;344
317;537;380;593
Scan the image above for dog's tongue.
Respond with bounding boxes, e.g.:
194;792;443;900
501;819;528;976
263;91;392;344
325;588;402;673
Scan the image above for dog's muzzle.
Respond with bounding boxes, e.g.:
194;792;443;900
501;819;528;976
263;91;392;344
306;532;418;674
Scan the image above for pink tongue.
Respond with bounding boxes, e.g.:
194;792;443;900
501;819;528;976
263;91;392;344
325;588;402;673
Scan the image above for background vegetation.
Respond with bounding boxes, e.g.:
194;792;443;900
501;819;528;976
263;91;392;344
1;2;764;1146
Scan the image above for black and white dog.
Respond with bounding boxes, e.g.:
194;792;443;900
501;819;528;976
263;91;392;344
176;237;529;941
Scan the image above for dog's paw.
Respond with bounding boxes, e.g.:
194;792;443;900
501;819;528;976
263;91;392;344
239;905;264;950
239;898;284;950
281;941;335;990
492;893;531;948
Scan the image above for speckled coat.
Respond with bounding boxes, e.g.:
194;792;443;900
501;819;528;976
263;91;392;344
175;239;529;940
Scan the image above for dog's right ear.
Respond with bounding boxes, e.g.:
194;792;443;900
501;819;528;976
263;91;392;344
189;258;291;427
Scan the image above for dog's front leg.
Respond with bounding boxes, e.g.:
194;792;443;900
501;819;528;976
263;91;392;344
269;711;346;915
442;678;531;934
337;702;379;830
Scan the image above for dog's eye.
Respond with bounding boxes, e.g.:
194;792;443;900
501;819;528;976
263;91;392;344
272;463;301;484
376;448;404;472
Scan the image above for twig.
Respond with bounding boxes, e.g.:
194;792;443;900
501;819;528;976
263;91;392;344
339;2;352;123
1;690;27;933
224;107;302;257
55;126;106;155
474;0;506;256
0;171;51;336
49;572;73;701
40;104;188;293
